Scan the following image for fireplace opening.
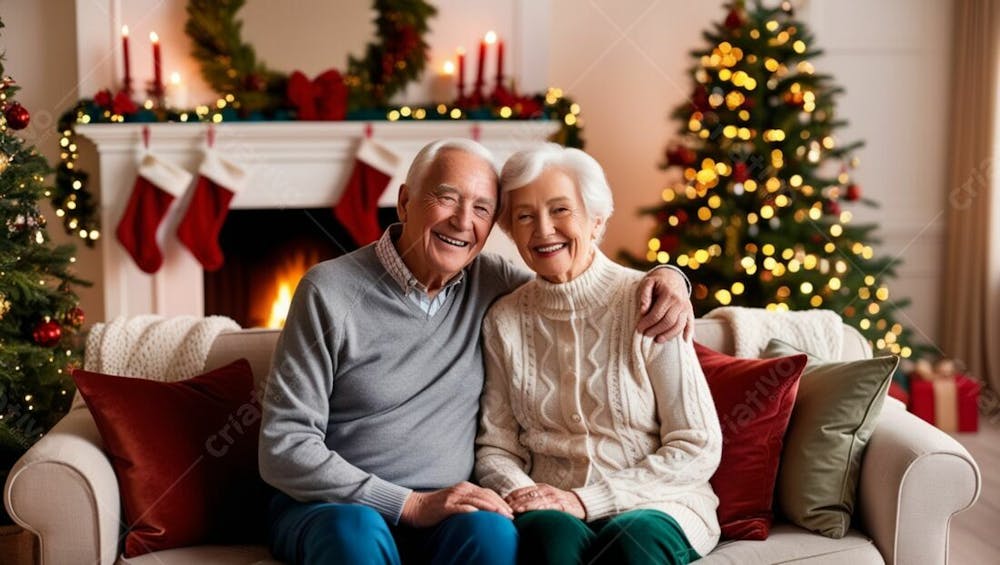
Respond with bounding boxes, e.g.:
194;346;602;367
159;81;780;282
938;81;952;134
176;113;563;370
204;208;398;328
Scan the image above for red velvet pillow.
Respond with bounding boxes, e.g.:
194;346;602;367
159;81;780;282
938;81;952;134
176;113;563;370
73;359;269;557
695;342;807;540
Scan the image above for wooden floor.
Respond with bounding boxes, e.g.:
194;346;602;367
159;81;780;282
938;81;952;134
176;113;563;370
949;415;1000;564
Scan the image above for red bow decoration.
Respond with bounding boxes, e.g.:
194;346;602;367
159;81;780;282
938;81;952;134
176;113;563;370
94;89;138;116
287;70;348;121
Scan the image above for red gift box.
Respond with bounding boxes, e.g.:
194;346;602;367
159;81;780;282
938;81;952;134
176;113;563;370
908;374;980;432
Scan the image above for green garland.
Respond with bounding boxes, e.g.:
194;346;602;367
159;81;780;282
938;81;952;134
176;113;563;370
185;0;436;112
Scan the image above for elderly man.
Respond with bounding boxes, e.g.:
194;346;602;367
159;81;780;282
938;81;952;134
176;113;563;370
259;138;694;565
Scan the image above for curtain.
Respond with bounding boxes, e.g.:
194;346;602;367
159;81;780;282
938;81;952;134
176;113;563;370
941;0;1000;394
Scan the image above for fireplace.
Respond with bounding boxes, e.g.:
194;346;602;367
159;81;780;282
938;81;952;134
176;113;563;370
75;121;554;323
204;208;397;328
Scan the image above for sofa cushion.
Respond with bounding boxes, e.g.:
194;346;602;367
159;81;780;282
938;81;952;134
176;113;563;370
761;339;898;539
73;359;270;557
698;524;884;564
696;343;808;540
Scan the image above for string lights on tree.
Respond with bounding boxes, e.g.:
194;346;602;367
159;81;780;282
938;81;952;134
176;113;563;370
623;0;929;359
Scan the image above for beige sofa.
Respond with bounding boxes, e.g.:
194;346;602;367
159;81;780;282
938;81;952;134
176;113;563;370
4;320;981;564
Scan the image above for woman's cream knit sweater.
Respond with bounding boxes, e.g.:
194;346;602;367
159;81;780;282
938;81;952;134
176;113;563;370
475;251;723;556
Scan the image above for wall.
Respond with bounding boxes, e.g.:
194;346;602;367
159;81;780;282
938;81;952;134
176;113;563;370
0;0;105;324
552;0;952;346
0;0;952;345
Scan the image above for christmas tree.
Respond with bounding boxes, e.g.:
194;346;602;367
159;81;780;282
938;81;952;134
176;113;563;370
624;0;926;360
0;17;88;508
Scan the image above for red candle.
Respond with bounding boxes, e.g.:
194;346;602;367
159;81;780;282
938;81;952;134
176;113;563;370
121;25;132;93
495;37;505;89
150;31;162;95
476;31;496;95
457;48;466;99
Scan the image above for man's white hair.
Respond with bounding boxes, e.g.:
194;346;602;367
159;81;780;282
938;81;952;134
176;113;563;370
405;138;499;194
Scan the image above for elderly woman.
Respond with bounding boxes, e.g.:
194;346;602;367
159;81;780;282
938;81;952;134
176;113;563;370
475;144;722;565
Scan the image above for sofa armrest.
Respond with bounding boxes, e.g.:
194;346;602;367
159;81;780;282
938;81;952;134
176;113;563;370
4;407;122;565
858;402;981;565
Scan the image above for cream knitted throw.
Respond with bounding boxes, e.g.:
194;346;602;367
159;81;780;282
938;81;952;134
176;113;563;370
704;306;843;359
72;315;239;408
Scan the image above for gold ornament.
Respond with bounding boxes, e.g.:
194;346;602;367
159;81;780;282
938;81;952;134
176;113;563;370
0;151;9;174
0;295;9;318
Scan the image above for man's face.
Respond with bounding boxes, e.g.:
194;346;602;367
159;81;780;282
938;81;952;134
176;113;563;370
396;149;498;288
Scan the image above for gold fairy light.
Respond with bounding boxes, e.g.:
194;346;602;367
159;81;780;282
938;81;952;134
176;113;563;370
648;238;660;251
657;251;670;263
732;282;745;294
715;289;733;305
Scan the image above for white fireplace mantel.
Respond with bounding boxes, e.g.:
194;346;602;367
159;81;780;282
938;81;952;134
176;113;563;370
78;121;558;321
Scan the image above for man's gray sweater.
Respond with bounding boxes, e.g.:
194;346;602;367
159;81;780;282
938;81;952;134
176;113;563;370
258;244;527;524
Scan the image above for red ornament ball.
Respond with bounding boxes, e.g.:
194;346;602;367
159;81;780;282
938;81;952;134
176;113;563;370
824;200;842;216
724;8;746;29
64;307;85;328
846;184;862;201
4;102;30;130
732;162;749;183
33;320;62;347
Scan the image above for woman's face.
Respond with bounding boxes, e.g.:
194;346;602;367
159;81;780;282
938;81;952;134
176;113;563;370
508;167;603;283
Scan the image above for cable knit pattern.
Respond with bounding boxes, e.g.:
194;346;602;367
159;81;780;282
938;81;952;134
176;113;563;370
73;315;240;409
475;251;723;557
704;306;843;359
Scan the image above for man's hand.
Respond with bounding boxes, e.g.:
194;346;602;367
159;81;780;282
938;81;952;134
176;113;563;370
636;268;694;342
400;481;513;528
505;484;586;519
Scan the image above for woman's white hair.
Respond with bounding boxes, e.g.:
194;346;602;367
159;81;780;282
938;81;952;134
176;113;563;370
498;143;614;241
405;138;499;194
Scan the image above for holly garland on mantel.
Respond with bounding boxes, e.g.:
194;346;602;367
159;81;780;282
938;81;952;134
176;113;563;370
51;0;585;243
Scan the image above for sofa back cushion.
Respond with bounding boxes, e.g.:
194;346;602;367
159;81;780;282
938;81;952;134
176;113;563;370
73;359;270;557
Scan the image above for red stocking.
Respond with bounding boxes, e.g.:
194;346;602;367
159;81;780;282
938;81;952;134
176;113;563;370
334;138;399;246
116;154;192;273
177;151;247;271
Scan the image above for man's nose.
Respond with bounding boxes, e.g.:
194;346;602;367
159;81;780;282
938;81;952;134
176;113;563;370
452;203;474;229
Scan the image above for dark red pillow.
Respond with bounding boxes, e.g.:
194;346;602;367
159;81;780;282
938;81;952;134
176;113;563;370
73;359;269;557
695;342;807;540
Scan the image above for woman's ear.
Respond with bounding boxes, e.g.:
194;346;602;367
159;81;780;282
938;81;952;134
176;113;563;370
592;216;606;240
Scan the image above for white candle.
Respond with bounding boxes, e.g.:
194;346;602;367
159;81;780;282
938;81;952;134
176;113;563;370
431;61;456;104
164;72;188;109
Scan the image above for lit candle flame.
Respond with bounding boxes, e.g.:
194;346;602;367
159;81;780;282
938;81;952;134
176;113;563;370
442;61;455;75
170;71;181;85
149;31;159;43
122;25;129;37
484;30;497;44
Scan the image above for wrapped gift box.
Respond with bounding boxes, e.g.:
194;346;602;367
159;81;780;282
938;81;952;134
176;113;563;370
908;374;980;433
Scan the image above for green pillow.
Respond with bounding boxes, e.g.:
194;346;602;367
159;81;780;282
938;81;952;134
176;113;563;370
761;339;898;538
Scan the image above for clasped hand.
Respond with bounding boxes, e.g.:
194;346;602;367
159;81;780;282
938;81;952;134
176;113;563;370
400;481;513;528
506;484;586;519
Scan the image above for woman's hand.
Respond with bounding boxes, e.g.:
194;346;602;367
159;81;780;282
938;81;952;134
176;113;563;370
505;484;586;519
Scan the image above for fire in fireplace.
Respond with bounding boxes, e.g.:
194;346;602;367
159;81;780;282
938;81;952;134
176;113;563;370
204;207;397;328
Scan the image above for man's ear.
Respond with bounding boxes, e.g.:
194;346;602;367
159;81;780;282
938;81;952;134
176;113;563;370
396;184;410;222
